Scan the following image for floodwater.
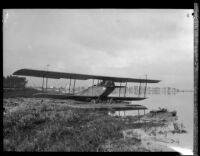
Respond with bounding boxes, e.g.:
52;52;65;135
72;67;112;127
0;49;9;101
117;92;194;153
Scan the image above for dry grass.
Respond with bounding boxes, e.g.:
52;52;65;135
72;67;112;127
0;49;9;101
3;99;125;151
3;97;181;152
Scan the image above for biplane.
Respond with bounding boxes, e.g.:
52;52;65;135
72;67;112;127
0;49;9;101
13;68;160;103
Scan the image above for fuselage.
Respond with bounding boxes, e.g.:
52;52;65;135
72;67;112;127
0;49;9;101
75;80;115;98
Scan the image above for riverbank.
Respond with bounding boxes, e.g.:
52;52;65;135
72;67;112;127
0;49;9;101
3;98;187;152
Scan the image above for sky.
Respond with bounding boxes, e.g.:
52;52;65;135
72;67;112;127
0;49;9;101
3;9;194;90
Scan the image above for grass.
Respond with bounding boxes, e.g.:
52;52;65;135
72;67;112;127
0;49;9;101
3;100;125;152
3;97;179;152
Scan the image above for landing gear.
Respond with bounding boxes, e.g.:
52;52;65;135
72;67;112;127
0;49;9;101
108;98;113;104
91;99;96;104
91;99;101;104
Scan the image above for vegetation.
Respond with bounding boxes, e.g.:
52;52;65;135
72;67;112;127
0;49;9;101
3;88;40;98
3;98;180;152
3;101;125;152
3;75;27;88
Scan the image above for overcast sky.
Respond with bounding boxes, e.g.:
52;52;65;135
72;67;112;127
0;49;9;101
3;9;194;90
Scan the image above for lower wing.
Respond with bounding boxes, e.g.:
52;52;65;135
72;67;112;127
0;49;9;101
106;96;147;101
33;93;146;101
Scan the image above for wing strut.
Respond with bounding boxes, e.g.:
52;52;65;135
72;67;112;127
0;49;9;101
92;79;94;96
119;82;122;97
46;77;48;92
73;79;76;94
144;74;147;98
138;82;141;97
124;82;127;97
69;78;71;94
42;76;45;92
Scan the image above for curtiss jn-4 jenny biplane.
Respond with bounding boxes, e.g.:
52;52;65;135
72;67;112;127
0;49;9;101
13;69;161;104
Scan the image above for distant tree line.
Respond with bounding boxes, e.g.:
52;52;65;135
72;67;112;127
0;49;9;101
3;75;27;88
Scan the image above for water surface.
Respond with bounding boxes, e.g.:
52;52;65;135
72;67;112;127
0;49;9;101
117;92;194;151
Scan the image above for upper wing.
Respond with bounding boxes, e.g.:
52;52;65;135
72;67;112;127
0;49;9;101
13;68;90;80
13;68;161;83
